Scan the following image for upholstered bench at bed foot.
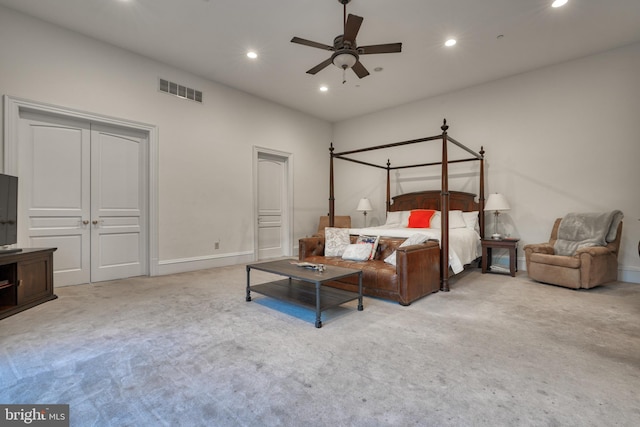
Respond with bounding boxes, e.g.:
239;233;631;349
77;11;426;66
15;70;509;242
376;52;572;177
299;236;440;305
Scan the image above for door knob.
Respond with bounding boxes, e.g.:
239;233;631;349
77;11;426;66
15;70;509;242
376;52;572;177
92;220;99;225
82;220;89;225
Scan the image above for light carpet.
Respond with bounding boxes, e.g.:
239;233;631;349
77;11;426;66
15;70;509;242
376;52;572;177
1;265;639;426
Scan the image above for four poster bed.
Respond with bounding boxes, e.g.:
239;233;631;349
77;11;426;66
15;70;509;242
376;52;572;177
328;119;485;292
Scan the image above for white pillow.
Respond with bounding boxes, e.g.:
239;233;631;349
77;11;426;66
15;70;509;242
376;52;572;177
384;233;430;266
430;211;440;228
342;244;374;261
449;210;466;228
325;227;350;256
384;211;403;225
400;211;412;227
430;210;466;229
463;211;479;232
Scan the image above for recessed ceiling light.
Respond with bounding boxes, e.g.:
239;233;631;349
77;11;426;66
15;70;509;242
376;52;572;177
374;67;383;72
319;86;328;92
552;0;568;7
445;39;457;47
246;51;257;59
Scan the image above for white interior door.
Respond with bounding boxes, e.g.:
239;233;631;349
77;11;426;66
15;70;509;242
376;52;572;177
19;111;91;286
257;153;287;260
90;124;147;282
18;111;147;286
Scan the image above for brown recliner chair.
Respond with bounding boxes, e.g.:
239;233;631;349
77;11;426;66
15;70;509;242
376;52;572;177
524;218;622;289
313;215;351;237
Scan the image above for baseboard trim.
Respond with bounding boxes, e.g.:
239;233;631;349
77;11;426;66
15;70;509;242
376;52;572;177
619;266;640;284
157;251;255;276
159;253;639;283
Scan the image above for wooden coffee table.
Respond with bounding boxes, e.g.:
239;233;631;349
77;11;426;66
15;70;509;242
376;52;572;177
246;259;363;328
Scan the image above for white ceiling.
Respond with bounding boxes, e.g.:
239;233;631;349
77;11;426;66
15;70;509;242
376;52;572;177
2;0;640;122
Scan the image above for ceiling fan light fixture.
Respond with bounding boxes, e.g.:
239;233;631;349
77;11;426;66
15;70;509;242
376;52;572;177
291;1;400;79
332;51;357;69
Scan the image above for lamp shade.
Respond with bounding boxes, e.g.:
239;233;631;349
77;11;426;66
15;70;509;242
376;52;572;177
356;198;373;212
484;193;510;212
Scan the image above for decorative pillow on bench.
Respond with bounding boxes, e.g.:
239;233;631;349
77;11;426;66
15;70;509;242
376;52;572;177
325;227;350;256
342;244;375;261
356;235;380;260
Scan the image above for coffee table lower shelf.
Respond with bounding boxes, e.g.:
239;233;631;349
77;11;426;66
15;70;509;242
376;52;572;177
250;279;360;313
246;259;363;328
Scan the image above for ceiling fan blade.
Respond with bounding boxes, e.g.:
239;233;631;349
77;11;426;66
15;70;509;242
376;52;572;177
352;61;370;79
291;37;334;51
359;43;402;55
343;14;363;44
306;58;333;75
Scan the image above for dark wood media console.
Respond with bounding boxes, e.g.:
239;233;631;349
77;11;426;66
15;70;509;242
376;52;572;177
0;248;57;320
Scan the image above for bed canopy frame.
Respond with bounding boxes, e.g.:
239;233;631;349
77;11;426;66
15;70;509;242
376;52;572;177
328;119;485;291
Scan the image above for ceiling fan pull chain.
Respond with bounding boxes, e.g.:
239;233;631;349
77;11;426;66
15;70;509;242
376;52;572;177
342;68;347;84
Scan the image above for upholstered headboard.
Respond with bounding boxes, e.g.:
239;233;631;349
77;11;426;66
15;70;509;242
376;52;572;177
389;190;479;212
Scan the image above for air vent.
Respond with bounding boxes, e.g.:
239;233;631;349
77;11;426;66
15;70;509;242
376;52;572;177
159;78;203;103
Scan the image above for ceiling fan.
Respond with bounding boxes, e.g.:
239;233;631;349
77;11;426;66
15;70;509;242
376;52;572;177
290;0;402;80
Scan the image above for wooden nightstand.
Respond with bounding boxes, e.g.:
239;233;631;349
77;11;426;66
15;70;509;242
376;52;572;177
481;238;520;277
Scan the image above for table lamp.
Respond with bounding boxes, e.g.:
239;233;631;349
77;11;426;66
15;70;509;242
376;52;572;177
356;198;373;227
484;193;510;239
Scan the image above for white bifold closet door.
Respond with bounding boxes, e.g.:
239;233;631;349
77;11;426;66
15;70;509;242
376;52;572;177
18;111;147;286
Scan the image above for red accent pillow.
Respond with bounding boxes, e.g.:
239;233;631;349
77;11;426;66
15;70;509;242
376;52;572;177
407;209;436;228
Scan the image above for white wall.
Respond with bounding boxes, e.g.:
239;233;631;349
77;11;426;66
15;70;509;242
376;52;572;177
0;6;331;274
333;42;640;283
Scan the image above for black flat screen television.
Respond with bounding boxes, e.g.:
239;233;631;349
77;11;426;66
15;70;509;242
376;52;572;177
0;173;20;253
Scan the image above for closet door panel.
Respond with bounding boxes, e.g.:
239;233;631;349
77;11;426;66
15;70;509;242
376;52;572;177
19;111;91;286
90;125;146;282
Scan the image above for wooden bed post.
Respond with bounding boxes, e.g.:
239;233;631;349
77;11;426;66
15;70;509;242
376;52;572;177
441;119;450;292
386;159;391;214
329;143;335;227
479;146;486;239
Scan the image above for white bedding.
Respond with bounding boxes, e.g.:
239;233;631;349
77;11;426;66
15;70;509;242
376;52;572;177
348;225;481;274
